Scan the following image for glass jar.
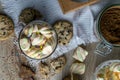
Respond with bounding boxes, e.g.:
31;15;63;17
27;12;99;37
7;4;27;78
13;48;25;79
95;4;120;56
18;20;58;60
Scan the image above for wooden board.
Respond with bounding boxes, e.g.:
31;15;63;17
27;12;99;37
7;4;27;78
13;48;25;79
58;0;98;14
52;42;120;80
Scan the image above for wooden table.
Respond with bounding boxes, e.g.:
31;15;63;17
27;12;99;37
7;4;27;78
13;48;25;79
0;0;120;80
81;43;120;80
0;38;20;80
51;42;120;80
0;38;120;80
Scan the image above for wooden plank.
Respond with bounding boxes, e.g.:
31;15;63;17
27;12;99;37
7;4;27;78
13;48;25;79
54;43;120;80
0;40;120;80
58;0;98;14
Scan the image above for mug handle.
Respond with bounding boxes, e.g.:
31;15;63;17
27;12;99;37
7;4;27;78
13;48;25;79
13;22;27;55
13;22;26;45
95;41;113;56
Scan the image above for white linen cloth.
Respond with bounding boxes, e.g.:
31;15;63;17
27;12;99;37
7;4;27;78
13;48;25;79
0;0;118;58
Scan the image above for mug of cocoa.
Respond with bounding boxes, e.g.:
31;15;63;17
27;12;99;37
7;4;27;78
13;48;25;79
95;4;120;56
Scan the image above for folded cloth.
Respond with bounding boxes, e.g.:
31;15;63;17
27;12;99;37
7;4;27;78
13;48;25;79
73;6;98;45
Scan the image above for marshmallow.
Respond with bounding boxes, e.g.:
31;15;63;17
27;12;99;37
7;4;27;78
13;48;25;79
73;47;88;62
70;62;85;75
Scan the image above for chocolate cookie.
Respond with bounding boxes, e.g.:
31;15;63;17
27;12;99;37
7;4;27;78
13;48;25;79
0;14;14;40
19;54;36;72
50;56;66;73
53;20;73;45
19;8;43;24
19;64;35;80
39;62;51;79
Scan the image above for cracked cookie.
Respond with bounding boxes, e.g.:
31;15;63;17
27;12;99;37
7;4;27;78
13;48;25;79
19;8;43;24
0;14;14;40
50;56;66;73
38;62;51;80
53;20;73;45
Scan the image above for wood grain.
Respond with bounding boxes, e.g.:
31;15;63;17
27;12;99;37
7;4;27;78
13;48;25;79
0;38;119;80
60;42;120;80
0;37;20;80
58;0;98;14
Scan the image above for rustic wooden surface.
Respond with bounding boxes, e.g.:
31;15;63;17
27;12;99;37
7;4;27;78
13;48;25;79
0;37;20;80
0;0;120;79
52;42;119;80
61;42;120;80
58;0;98;14
0;38;120;80
81;42;120;80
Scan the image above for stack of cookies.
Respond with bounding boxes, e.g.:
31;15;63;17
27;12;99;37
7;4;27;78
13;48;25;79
37;56;66;80
18;55;66;80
